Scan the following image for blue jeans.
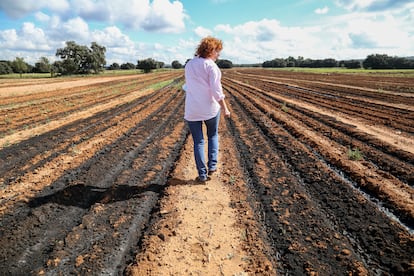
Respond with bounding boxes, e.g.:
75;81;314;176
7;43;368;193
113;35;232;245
186;111;220;179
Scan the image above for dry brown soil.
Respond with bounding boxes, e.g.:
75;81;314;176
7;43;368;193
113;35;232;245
0;69;413;275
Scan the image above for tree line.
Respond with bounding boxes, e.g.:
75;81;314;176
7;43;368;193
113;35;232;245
262;54;414;69
0;41;173;76
1;40;413;76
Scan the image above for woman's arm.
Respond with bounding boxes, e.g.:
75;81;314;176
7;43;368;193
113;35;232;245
218;98;230;117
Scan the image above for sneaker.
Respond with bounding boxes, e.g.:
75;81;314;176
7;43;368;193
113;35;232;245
196;176;209;183
208;169;217;176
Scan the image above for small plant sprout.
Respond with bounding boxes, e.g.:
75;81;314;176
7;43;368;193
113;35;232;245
71;144;80;155
281;102;289;112
347;147;363;161
4;116;12;124
240;228;247;241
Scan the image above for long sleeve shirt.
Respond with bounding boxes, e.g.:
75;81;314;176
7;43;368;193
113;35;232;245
184;56;225;121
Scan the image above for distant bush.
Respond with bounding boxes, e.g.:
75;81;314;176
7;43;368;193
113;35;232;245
120;62;136;70
363;54;414;69
341;60;362;69
216;59;233;69
261;54;414;69
137;58;164;73
171;60;183;69
0;61;13;74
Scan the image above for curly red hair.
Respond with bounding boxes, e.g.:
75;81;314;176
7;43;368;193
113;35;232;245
195;36;223;58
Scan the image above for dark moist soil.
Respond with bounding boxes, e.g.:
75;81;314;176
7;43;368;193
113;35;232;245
0;70;413;275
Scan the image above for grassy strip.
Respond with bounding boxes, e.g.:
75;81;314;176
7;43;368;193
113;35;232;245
267;67;414;77
0;73;52;79
0;68;181;79
148;79;177;90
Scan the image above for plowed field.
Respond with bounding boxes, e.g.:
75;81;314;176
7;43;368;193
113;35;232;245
0;69;413;275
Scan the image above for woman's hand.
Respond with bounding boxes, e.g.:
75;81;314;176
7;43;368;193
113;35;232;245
219;99;230;117
224;108;231;117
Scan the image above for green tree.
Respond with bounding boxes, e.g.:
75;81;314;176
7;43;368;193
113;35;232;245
393;57;414;69
296;56;304;67
56;41;87;74
89;42;106;73
363;54;414;69
34;57;51;73
12;57;28;77
0;61;13;75
120;62;136;70
216;59;233;69
286;56;296;67
322;58;338;67
262;58;286;68
55;41;106;75
51;60;63;77
342;60;362;69
108;62;120;70
171;60;182;69
363;54;392;69
137;58;161;73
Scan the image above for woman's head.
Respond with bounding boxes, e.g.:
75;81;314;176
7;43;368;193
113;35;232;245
195;36;223;60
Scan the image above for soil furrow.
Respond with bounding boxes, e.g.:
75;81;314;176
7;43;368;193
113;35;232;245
225;81;414;274
227;77;414;181
225;88;369;275
230;69;414;95
1;70;413;275
0;87;186;275
35;101;187;275
223;77;414;183
227;75;414;132
0;74;182;134
225;79;414;227
0;82;176;185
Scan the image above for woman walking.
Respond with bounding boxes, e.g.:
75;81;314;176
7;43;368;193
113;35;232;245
183;36;231;182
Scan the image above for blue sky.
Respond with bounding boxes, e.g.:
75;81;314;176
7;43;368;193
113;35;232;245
0;0;413;65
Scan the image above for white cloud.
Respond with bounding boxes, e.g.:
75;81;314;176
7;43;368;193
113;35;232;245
46;0;70;14
215;24;232;33
208;7;413;63
212;19;323;62
220;19;281;41
72;0;111;22
335;0;376;11
0;22;51;52
0;29;18;48
48;15;62;29
141;0;186;33
20;22;51;50
103;0;151;29
335;0;414;12
319;10;413;58
1;0;187;33
35;11;50;22
0;0;412;65
0;0;69;18
0;0;44;18
61;17;90;41
315;6;329;14
91;26;135;48
194;26;212;37
67;0;187;33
